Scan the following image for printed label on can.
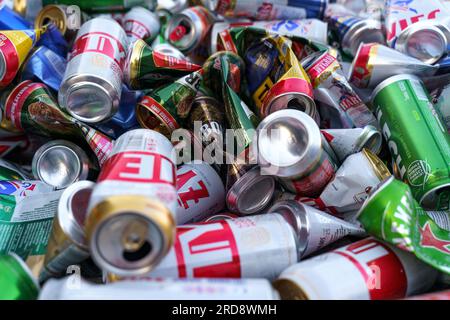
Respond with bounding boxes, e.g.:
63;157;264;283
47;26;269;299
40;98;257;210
124;19;151;40
0;32;19;86
139;96;180;131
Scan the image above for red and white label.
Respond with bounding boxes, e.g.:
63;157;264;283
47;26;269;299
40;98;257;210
174;221;241;278
0;32;20;87
98;151;176;186
139;96;180;131
124;19;151;40
152;51;199;71
69;32;126;67
334;238;407;300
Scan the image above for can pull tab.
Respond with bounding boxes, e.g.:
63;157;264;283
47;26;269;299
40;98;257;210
121;221;149;252
169;25;187;42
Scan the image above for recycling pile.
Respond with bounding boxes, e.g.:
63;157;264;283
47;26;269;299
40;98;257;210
0;0;449;300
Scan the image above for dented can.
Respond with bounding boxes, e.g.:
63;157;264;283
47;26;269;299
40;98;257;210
274;237;439;300
59;17;128;123
85;129;178;276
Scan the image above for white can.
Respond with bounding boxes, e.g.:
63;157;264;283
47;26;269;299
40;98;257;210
148;213;299;280
39;276;280;300
59;17;128;123
274;237;439;300
85;129;178;276
176;161;225;225
123;6;160;43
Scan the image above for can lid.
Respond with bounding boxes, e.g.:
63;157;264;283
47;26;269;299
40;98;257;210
226;166;275;215
34;5;67;35
64;82;114;123
32;140;90;189
396;22;447;65
85;195;175;276
361;148;391;181
356;125;382;155
342;19;384;56
166;13;197;53
57;180;95;248
255;109;322;178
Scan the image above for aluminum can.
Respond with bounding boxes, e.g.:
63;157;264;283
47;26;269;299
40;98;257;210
34;5;87;41
274;237;439;300
0;28;44;88
148;212;300;279
268;200;365;258
303;50;377;129
281;149;391;215
0;253;39;300
205;0;328;20
385;0;449;64
157;0;189;13
39;181;94;283
254;109;338;197
40;276;280;300
59;17;128;123
321;125;382;162
32;140;92;190
225;163;276;215
210;19;328;54
152;43;186;60
165;6;215;54
372;74;450;210
349;42;439;90
123;6;160;43
85;129;177;276
176;161;225;225
329;15;385;57
23;0;152;13
203;212;239;222
20;46;67;92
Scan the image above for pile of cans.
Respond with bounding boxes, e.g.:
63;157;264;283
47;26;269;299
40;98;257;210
0;0;449;300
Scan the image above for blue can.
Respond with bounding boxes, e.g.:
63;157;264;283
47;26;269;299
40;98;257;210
0;5;31;29
288;0;328;19
21;46;67;92
93;85;143;139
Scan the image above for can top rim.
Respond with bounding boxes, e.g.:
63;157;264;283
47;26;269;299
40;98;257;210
370;73;422;103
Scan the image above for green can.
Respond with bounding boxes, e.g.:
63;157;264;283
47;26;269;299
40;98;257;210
357;176;450;275
372;74;450;210
38;0;154;13
136;69;203;137
0;253;39;300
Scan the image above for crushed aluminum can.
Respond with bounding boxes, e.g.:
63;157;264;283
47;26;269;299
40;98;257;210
176;161;225;225
85;129;177;276
303;50;378;129
321;125;382;162
274;237;439;300
349;42;439;90
38;180;94;283
59;17;128;123
254;109;338;198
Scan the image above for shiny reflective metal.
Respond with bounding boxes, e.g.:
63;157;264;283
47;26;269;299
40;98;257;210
254;109;324;178
396;21;448;65
152;43;186;60
342;18;384;56
226;166;276;215
32;140;90;189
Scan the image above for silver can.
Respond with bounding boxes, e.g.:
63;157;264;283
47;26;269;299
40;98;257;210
254;109;338;197
165;6;215;53
152;43;186;60
123;6;160;43
32;140;91;190
59;17;128;123
226;164;276;215
39;180;95;283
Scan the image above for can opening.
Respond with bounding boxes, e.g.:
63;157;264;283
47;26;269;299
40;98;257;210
287;98;307;113
122;241;153;262
406;30;446;64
